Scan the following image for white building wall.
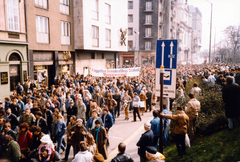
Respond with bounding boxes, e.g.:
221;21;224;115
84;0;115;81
82;0;128;52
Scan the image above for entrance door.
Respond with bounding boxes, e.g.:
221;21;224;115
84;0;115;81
10;65;20;91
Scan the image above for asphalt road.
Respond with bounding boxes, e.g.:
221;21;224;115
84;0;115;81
60;107;156;162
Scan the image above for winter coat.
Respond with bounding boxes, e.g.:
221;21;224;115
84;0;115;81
105;99;117;110
4;140;21;162
92;126;108;159
136;130;154;158
76;101;86;120
71;125;87;146
222;83;240;118
17;130;32;149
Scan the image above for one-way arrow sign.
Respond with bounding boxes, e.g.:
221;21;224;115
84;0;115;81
156;40;178;69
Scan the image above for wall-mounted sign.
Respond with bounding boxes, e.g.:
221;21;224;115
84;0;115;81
1;72;8;84
9;66;18;76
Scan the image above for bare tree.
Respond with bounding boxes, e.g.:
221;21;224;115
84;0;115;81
223;25;240;60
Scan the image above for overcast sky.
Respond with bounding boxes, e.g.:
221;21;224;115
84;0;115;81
187;0;240;51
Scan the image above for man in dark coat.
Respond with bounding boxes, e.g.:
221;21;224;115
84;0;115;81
43;105;53;134
34;111;48;134
70;118;87;155
67;101;77;124
92;119;108;160
5;108;19;131
136;122;154;162
113;90;121;118
146;88;152;112
9;99;21;118
222;77;240;130
111;143;134;162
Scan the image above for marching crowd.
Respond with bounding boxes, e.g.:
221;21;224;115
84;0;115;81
0;66;158;162
1;62;240;162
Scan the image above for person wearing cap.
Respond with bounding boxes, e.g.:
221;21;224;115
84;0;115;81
52;114;66;153
67;101;77;124
145;146;165;162
160;107;189;159
136;122;154;162
38;134;53;161
71;118;87;156
72;141;92;162
111;142;134;162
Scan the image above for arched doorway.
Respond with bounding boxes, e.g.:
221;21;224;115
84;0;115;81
9;53;21;91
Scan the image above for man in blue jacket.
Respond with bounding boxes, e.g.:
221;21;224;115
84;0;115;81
136;122;154;162
101;107;113;134
52;114;66;153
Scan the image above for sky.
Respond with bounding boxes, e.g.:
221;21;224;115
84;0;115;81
187;0;240;52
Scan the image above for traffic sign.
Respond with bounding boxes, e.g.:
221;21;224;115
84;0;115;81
155;40;178;98
156;40;178;69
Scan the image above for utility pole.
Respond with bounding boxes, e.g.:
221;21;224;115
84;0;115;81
164;0;171;39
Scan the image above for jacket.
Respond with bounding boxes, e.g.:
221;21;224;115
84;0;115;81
71;125;87;145
5;113;19;130
92;126;108;159
19;113;36;127
186;98;201;118
92;94;104;107
67;106;78;118
53;121;66;138
34;117;48;134
101;113;113;129
29;132;44;150
66;121;76;145
136;130;154;157
111;153;134;162
150;117;160;137
222;83;240;118
139;94;147;101
9;103;21;117
106;99;117;110
17;130;32;149
43;109;53;130
121;95;132;106
76;101;86;120
72;150;93;162
171;112;189;134
4;140;21;162
3;129;17;140
86;117;103;132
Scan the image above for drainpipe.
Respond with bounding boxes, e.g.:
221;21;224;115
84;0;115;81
24;0;30;77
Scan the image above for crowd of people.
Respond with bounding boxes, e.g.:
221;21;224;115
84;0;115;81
1;62;239;162
0;66;158;162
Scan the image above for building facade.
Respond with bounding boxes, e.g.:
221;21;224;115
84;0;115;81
189;5;202;62
26;0;75;87
0;0;28;98
74;0;128;73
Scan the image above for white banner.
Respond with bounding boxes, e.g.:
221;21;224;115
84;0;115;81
91;68;140;77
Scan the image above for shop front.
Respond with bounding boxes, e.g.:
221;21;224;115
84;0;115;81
0;43;28;99
118;51;135;67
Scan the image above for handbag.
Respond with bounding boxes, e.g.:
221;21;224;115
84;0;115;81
185;134;191;148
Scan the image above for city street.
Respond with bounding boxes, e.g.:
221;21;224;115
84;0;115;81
60;107;157;162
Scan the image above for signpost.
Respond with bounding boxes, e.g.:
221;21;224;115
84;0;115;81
156;39;178;153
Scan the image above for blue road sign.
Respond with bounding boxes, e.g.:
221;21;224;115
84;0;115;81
156;40;178;69
159;69;172;85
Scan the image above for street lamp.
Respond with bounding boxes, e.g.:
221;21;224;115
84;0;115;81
206;0;213;64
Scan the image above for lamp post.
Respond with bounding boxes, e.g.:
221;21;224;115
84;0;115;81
206;0;213;64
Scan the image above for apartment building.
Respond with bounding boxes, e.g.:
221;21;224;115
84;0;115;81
26;0;75;86
74;0;128;73
0;0;28;98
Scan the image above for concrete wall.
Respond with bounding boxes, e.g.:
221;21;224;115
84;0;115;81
75;59;106;74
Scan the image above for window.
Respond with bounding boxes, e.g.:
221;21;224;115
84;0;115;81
36;16;49;43
92;26;99;47
128;15;133;22
105;29;111;48
128;28;133;35
128;1;133;9
145;42;151;50
145;28;151;37
61;21;70;45
6;0;19;32
60;0;69;15
145;15;152;24
105;3;111;24
128;41;133;50
92;0;98;20
146;1;152;11
35;0;48;9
